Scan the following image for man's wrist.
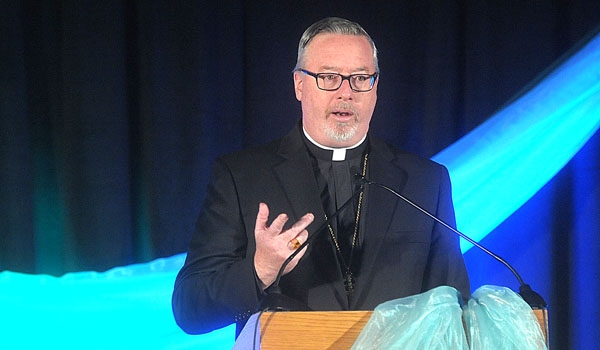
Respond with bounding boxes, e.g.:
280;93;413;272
253;265;271;292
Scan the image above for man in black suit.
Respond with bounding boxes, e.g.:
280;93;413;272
172;17;470;335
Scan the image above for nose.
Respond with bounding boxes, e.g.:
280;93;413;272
337;79;353;100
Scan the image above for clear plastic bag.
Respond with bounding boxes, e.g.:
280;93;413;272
351;286;468;349
464;285;547;350
351;285;547;349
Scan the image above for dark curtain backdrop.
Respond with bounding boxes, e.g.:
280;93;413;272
2;1;599;348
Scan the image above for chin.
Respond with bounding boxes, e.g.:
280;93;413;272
330;121;360;139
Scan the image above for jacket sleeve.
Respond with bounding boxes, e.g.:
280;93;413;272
171;157;262;334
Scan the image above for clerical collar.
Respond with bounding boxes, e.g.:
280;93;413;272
303;127;367;161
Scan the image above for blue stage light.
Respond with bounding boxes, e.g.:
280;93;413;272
434;31;600;252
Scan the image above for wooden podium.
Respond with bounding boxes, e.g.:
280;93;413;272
233;309;548;349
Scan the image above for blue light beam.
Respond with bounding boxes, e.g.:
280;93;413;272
434;31;600;252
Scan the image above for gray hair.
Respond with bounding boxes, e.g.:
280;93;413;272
294;17;379;73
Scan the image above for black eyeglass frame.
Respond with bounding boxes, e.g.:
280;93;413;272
298;69;379;92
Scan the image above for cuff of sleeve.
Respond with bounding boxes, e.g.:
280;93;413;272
253;267;269;296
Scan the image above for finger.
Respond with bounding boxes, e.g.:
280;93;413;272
298;212;315;226
268;212;289;235
281;212;314;240
292;212;314;231
254;202;270;232
296;228;309;242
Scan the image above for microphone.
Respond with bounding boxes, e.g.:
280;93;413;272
259;179;367;311
354;172;547;309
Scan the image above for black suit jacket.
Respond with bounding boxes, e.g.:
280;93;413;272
172;124;470;334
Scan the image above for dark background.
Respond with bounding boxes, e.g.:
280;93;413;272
2;1;599;348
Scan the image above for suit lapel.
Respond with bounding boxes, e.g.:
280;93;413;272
352;139;407;308
272;127;349;307
272;127;325;224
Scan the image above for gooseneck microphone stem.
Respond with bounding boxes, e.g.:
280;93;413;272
367;180;527;286
359;175;546;309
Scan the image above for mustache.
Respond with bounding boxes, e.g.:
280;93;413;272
326;102;359;115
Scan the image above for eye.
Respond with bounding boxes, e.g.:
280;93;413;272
320;74;339;81
353;75;370;82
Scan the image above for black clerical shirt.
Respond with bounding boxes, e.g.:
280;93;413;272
302;131;368;270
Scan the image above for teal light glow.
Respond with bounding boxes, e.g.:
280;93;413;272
1;30;599;350
433;31;600;252
0;255;235;349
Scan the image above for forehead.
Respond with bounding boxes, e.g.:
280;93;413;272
303;33;375;72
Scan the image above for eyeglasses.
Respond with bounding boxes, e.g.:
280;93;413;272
298;69;378;92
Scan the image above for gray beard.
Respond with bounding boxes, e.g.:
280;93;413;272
324;121;358;142
324;102;360;142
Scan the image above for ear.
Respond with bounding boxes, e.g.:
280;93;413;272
293;71;303;101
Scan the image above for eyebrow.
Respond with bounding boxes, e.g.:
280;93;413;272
318;65;371;73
